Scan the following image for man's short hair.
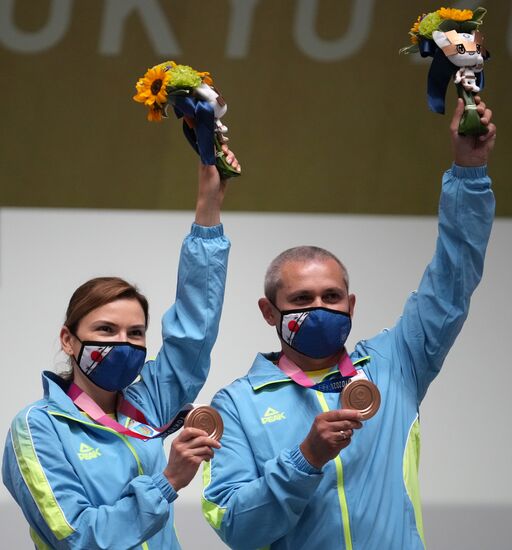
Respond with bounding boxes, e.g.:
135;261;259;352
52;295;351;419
264;246;349;303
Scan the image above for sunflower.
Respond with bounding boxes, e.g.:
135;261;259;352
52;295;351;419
400;6;485;55
197;71;214;86
437;7;473;21
133;65;171;107
147;104;164;122
408;15;423;44
410;15;422;34
133;61;218;122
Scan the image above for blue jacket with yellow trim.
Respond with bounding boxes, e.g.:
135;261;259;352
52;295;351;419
202;166;494;550
2;223;230;550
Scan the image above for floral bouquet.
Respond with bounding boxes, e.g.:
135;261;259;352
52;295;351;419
133;61;240;179
400;7;489;136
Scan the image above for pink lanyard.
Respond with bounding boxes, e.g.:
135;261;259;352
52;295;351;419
277;352;357;390
67;383;191;441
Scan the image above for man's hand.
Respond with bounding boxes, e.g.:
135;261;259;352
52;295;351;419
163;427;221;492
451;97;497;167
300;409;363;469
195;145;240;227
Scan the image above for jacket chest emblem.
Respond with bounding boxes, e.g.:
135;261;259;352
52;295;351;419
77;443;102;461
261;407;286;424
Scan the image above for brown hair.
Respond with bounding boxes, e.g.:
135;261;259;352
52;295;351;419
59;277;149;381
64;276;149;334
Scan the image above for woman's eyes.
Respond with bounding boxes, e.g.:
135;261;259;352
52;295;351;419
95;326;145;338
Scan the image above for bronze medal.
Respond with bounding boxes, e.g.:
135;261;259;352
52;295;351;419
341;379;381;420
184;405;224;441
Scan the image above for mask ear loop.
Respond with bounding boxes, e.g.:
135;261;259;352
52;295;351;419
69;333;85;369
266;299;285;339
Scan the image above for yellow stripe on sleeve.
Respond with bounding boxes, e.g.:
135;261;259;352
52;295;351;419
11;409;74;540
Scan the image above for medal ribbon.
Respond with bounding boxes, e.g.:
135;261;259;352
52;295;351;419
277;351;357;393
67;383;192;441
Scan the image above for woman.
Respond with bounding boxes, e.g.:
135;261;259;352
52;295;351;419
2;152;240;549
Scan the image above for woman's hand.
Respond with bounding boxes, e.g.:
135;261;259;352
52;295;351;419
195;146;241;227
163;427;221;492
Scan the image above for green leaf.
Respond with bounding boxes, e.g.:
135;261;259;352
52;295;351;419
472;7;487;23
399;44;419;55
438;20;461;32
459;21;479;32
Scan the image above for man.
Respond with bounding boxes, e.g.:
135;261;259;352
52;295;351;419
201;99;496;550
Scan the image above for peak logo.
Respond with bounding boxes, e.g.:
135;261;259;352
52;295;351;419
261;407;286;424
77;443;102;461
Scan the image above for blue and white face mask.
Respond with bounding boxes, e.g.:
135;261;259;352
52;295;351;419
74;340;147;392
277;307;352;359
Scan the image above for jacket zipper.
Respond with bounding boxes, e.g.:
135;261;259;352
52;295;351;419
314;392;353;550
49;412;150;549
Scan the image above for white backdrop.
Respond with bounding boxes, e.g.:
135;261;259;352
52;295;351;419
0;205;510;548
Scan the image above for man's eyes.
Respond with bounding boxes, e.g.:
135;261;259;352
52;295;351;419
323;293;342;302
289;292;344;305
292;295;312;303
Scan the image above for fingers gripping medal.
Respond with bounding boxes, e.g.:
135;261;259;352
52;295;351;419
184;405;224;441
342;379;381;420
133;61;240;179
400;7;489;136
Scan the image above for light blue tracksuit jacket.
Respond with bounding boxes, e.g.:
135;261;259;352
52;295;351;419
2;223;230;549
202;166;494;550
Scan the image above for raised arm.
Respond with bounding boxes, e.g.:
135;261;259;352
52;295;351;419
124;150;240;426
195;146;239;226
392;98;496;401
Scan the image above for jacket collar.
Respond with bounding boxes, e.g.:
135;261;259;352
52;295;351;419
42;371;85;419
247;353;292;391
247;351;371;391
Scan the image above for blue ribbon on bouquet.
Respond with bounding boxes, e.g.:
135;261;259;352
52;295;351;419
170;95;216;166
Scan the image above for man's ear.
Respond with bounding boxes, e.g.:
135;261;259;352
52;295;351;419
60;326;75;356
258;297;279;327
349;293;356;317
